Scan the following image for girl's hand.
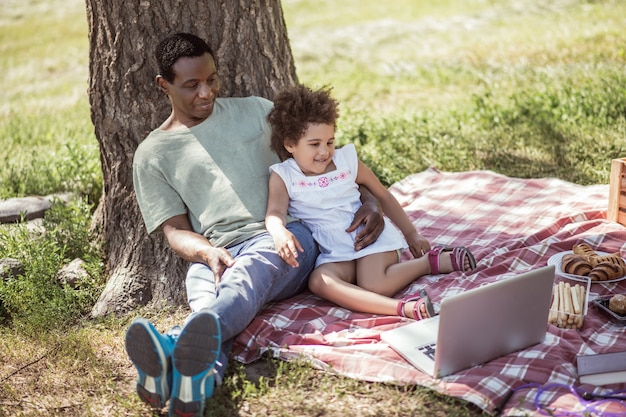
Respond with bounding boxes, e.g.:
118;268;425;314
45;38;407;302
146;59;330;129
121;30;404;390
273;229;303;267
405;231;430;259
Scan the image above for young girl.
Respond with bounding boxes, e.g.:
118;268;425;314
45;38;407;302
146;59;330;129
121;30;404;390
265;85;476;320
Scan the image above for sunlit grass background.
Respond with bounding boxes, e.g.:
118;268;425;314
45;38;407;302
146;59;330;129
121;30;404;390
289;0;626;185
0;0;625;415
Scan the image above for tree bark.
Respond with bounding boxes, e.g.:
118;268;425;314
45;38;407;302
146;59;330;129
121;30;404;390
86;0;297;317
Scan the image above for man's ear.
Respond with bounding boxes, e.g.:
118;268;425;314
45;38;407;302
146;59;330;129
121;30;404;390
156;75;169;94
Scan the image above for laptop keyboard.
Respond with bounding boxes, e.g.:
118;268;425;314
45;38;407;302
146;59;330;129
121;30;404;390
418;342;437;360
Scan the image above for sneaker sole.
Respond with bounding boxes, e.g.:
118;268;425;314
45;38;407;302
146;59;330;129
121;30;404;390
125;319;169;409
169;311;221;417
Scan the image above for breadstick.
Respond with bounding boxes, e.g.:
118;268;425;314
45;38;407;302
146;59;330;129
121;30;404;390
565;283;576;324
575;313;583;329
579;284;586;313
576;283;586;329
550;282;587;329
549;284;559;324
570;284;581;315
558;281;567;322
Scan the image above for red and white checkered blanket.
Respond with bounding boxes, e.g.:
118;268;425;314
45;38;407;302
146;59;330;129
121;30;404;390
233;168;626;416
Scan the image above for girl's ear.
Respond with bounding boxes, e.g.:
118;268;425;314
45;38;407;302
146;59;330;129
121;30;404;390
284;139;296;153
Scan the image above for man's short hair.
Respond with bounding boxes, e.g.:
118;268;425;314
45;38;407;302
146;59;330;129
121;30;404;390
155;33;215;82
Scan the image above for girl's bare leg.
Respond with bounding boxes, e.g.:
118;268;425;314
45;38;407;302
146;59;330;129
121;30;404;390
308;259;430;319
356;251;427;296
357;249;473;296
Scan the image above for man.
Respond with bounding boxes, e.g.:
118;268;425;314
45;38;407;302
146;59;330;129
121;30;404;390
125;33;384;417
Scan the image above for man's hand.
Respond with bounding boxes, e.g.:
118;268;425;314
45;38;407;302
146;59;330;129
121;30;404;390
202;246;235;284
347;186;384;250
161;214;235;285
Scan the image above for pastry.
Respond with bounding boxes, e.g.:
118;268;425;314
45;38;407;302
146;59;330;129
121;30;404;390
592;252;626;269
588;262;625;281
561;254;593;276
572;243;598;260
609;294;626;315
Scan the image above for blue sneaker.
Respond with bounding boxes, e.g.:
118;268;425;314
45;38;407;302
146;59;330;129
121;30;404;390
125;318;175;409
169;310;221;417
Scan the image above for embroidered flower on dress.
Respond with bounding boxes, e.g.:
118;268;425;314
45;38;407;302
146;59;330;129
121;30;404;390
291;170;352;188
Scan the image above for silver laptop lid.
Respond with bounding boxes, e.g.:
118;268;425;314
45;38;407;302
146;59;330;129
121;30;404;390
434;265;555;377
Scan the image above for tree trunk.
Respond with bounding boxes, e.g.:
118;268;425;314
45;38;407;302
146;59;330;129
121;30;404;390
86;0;297;317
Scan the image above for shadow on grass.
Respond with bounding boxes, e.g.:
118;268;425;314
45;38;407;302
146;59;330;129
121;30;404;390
205;355;489;417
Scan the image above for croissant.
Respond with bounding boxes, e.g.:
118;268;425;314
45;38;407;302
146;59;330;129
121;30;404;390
588;262;626;281
561;254;593;276
572;243;598;260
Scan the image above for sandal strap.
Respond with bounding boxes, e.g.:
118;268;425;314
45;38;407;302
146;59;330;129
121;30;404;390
450;247;463;271
397;289;434;320
396;300;406;317
450;246;477;271
427;246;446;275
428;245;477;274
396;298;409;317
413;298;426;320
418;290;435;319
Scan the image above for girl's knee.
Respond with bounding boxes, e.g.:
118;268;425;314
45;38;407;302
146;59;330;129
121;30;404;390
307;272;323;295
308;270;335;297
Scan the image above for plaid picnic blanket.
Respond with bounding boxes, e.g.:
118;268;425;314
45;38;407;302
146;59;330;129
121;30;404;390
232;168;626;416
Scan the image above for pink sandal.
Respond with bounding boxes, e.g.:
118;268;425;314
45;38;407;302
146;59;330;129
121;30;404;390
396;289;435;320
428;245;476;274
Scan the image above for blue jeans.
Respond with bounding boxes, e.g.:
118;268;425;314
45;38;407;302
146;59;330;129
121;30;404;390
185;221;318;379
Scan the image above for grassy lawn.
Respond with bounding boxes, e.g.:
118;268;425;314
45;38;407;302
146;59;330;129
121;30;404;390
1;0;625;415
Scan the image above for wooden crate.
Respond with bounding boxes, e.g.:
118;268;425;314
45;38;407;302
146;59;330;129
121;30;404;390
608;157;626;226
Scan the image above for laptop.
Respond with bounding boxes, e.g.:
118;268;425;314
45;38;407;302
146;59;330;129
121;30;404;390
381;265;555;378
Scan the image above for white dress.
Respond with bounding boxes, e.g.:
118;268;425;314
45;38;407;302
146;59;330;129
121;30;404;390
269;144;407;267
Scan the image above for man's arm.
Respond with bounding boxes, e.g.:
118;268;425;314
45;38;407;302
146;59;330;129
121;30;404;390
161;214;235;282
345;185;385;251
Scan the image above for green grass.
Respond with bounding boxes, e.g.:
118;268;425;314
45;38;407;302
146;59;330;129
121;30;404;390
286;0;626;185
0;104;101;201
1;0;625;415
0;198;103;334
0;0;88;109
0;0;97;201
337;67;626;185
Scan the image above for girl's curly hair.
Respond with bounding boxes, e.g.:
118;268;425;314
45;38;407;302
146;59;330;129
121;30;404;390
268;84;339;161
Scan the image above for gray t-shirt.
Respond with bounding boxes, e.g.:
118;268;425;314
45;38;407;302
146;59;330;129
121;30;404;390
133;96;283;248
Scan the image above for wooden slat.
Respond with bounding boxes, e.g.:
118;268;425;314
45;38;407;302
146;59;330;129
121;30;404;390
607;158;626;225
